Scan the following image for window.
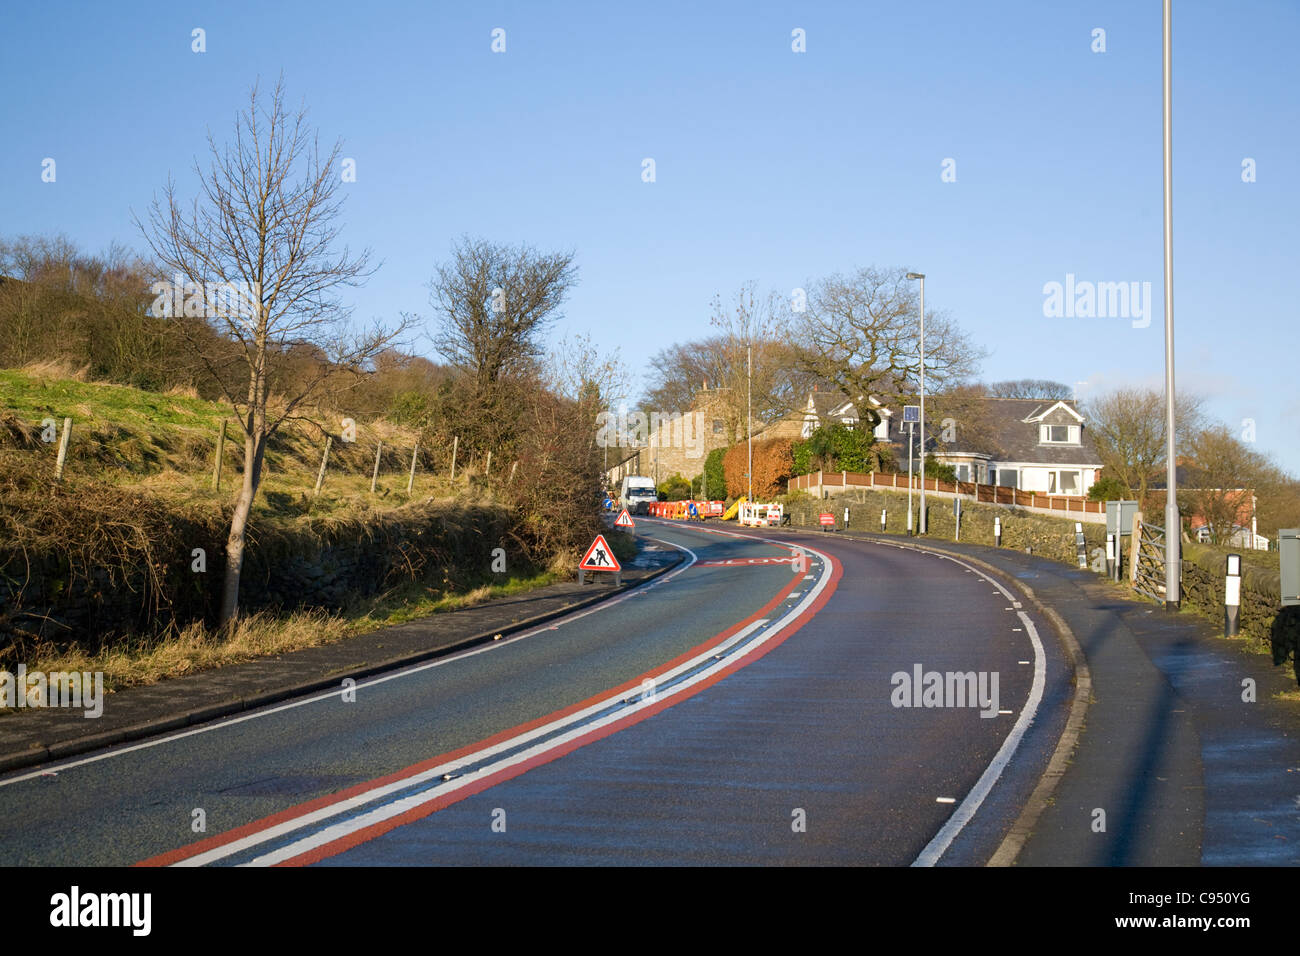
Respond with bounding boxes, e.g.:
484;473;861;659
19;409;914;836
1047;470;1082;494
998;469;1018;488
712;419;725;435
956;464;970;482
1041;424;1080;444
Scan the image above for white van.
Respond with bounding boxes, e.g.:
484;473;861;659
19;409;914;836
620;476;658;515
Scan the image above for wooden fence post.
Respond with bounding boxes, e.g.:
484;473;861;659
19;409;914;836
408;441;419;495
486;450;492;477
370;440;382;493
509;461;518;484
212;419;226;491
53;417;72;483
314;436;332;495
449;435;458;480
1129;510;1143;587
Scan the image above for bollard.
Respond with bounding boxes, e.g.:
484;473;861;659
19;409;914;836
954;497;962;542
844;506;850;528
1224;553;1242;637
1106;533;1116;579
906;507;914;536
994;515;1002;547
881;508;887;532
1075;521;1087;569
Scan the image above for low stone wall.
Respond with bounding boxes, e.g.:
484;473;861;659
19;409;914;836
783;489;1106;568
1179;543;1297;681
782;489;1298;684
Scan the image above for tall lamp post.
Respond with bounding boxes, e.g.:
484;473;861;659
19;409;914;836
747;343;753;504
1162;0;1180;608
906;272;926;533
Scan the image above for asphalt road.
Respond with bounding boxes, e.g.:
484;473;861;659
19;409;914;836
0;521;1068;866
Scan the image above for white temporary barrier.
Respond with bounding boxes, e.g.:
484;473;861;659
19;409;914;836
737;502;783;528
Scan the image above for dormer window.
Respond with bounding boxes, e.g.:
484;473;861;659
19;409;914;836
1040;424;1079;444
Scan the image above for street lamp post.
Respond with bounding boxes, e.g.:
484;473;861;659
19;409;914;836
1162;0;1180;608
906;421;914;535
747;343;753;503
906;272;926;533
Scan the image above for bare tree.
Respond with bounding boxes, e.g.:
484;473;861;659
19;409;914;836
136;77;409;627
640;282;816;447
429;236;577;390
1185;425;1267;545
1254;459;1300;537
427;237;577;459
548;330;630;454
1085;387;1204;506
789;266;985;427
987;379;1074;400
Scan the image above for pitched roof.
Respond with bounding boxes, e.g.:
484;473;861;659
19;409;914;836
805;391;891;423
928;397;1103;465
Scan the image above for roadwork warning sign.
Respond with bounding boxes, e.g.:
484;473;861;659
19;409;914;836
614;509;634;528
579;534;621;572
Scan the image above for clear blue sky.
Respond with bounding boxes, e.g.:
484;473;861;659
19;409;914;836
3;1;1297;472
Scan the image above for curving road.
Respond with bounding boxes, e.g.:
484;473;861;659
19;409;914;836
0;520;1070;866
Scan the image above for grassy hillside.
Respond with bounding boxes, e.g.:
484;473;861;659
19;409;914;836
0;365;578;685
0;364;468;520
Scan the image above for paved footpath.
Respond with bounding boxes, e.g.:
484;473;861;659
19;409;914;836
0;540;682;775
828;529;1300;866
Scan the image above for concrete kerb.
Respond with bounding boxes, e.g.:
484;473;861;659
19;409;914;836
0;551;686;777
755;524;1093;868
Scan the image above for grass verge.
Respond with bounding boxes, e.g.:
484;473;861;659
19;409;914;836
16;568;562;692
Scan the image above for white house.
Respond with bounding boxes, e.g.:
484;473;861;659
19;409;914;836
919;398;1104;495
799;391;893;442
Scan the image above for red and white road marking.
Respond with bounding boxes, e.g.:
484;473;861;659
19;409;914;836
138;525;840;867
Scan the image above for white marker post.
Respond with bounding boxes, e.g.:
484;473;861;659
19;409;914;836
1224;553;1242;637
881;508;887;533
1075;521;1087;569
994;515;1002;547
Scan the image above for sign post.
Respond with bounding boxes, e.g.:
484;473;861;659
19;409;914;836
1106;499;1140;581
1279;529;1299;607
903;407;920;536
579;534;622;586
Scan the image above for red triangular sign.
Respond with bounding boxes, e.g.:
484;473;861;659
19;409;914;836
579;534;621;571
614;509;634;528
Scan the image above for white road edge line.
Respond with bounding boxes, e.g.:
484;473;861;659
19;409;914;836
910;554;1047;868
217;535;834;866
177;616;772;867
0;537;704;789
